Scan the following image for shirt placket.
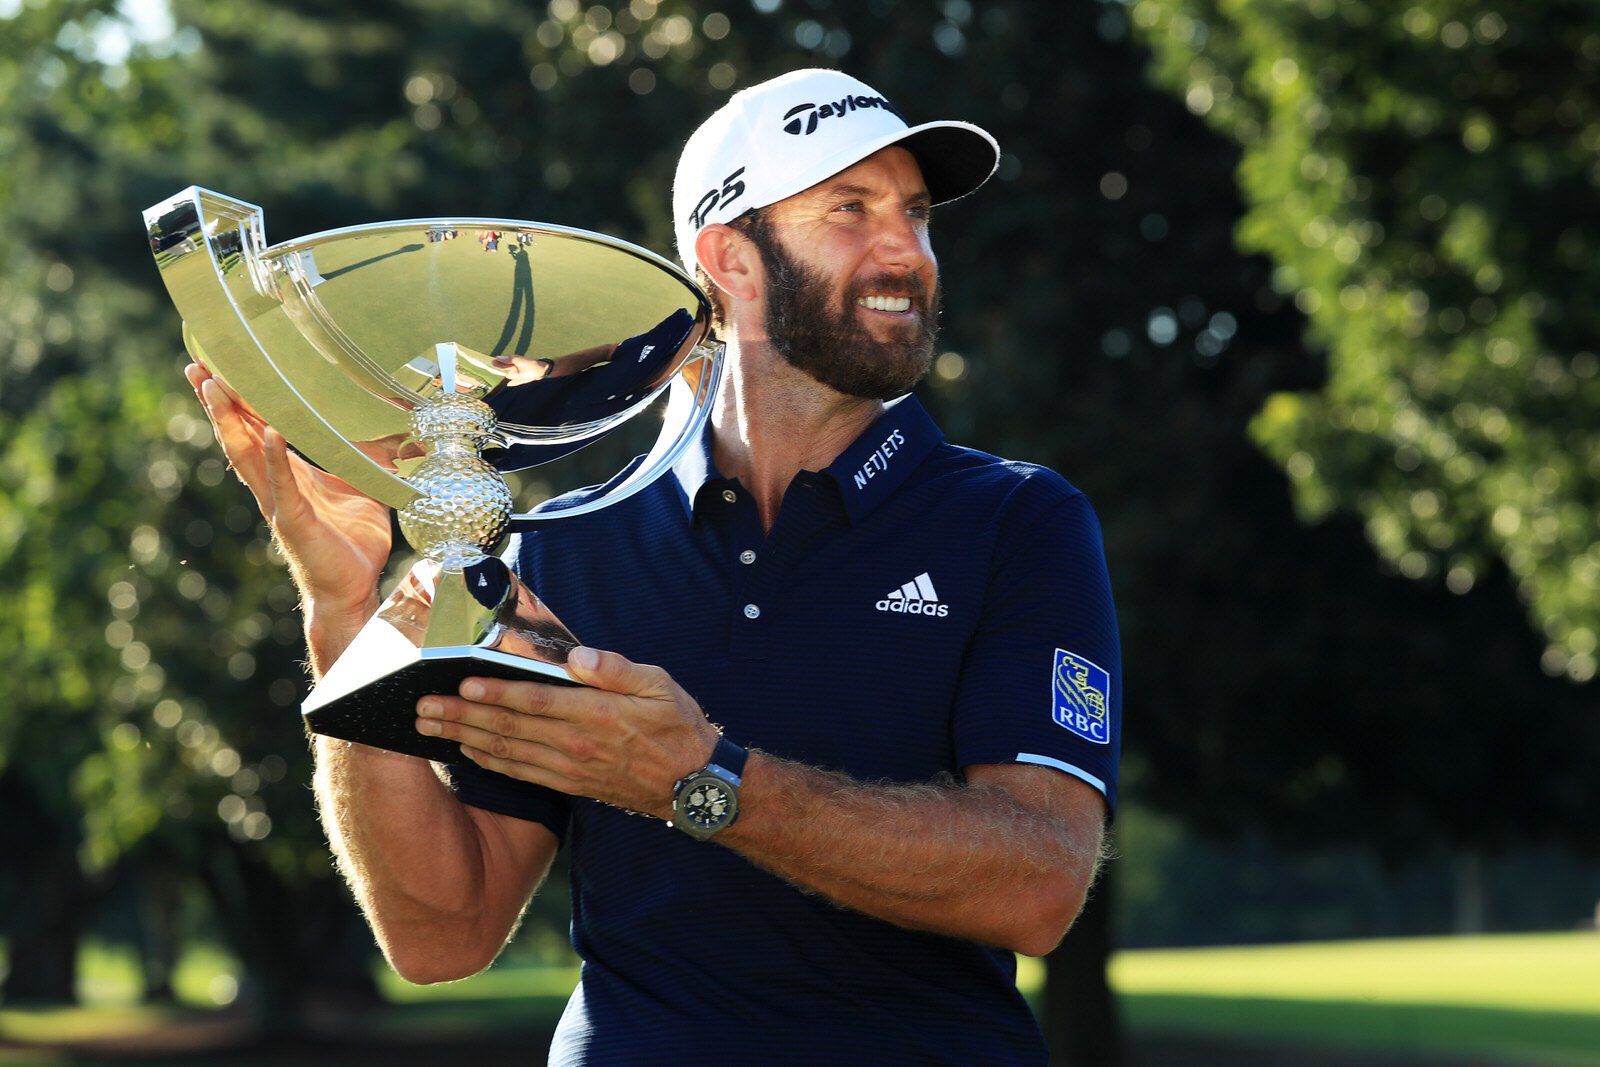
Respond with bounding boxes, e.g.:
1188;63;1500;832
712;483;771;662
722;474;836;663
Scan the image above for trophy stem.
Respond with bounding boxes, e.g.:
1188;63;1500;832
396;347;513;572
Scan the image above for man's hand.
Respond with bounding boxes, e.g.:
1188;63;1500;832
415;647;722;818
185;361;392;667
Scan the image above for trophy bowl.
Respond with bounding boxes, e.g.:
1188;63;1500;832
144;188;722;760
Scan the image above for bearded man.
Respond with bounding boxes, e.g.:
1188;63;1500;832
189;68;1121;1066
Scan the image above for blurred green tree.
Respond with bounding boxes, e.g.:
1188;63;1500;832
885;0;1597;1052
0;0;399;1012
1129;0;1600;682
5;2;1597;1064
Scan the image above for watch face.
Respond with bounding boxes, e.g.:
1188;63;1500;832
684;776;733;827
676;771;738;836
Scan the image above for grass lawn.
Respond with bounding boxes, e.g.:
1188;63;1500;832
373;961;579;1037
1112;931;1600;1065
0;946;579;1066
3;932;1598;1064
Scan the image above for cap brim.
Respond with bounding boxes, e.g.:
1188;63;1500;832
743;119;999;218
894;121;1001;206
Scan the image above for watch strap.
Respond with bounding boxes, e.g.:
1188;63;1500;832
705;734;747;783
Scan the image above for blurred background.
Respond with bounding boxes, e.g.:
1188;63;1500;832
3;0;1599;1064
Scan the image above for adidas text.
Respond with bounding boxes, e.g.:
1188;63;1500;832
875;598;950;616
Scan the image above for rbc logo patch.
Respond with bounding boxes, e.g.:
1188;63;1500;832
1051;648;1111;745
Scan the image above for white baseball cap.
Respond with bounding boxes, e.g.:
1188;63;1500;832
672;68;1000;279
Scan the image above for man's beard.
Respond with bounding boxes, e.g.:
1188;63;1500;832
747;219;940;401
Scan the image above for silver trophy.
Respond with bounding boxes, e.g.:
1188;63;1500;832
143;188;721;761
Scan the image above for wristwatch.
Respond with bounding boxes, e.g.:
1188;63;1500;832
670;735;747;841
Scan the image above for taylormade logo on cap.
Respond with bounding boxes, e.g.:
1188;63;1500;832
672;68;1000;279
781;93;901;135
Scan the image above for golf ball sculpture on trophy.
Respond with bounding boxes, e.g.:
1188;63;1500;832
143;188;722;761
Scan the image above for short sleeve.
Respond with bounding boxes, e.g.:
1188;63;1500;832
952;485;1122;811
442;761;574;840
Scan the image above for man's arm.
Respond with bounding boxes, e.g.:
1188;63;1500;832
722;757;1104;957
417;648;1106;957
313;735;560;983
187;362;559;984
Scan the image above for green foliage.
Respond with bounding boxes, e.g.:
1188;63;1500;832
1131;0;1600;680
0;0;360;1005
4;0;1597;1016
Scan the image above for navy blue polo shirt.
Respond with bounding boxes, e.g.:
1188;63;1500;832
447;395;1121;1066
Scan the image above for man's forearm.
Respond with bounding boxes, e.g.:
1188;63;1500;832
313;735;554;983
305;615;551;984
302;597;464;937
718;754;1106;957
314;739;488;965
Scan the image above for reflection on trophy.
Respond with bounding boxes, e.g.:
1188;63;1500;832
142;188;722;761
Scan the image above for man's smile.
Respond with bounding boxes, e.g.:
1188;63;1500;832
856;294;914;313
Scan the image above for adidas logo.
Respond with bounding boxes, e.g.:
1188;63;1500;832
875;573;950;617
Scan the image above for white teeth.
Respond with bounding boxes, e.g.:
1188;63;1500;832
858;295;912;313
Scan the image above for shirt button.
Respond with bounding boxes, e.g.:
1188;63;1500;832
743;604;760;619
739;550;756;565
721;489;738;504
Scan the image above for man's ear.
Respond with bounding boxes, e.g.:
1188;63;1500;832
696;223;761;305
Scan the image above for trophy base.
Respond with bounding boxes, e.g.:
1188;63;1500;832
303;644;582;763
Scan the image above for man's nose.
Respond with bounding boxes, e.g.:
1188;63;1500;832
871;215;931;274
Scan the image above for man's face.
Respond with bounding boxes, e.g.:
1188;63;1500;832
748;148;942;400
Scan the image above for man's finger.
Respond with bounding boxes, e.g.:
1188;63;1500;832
451;676;564;719
261;427;318;530
192;373;278;510
416;693;575;765
563;646;674;701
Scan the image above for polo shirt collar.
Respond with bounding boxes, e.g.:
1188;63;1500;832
670;394;944;524
821;395;943;522
669;413;717;516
